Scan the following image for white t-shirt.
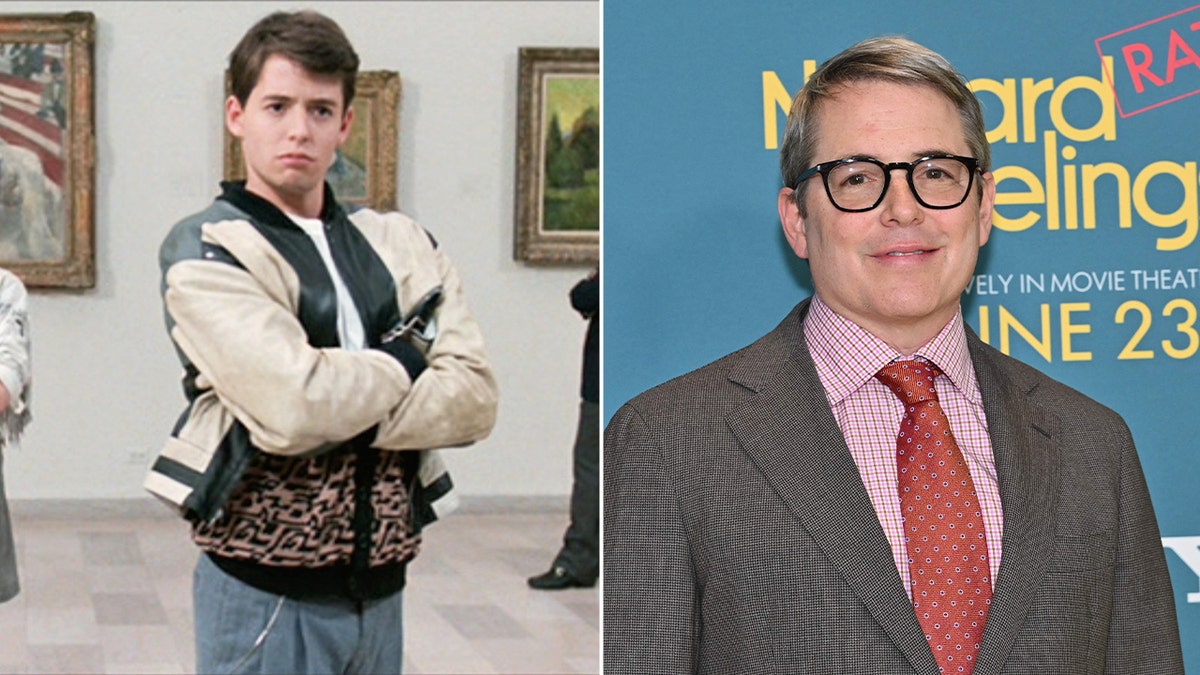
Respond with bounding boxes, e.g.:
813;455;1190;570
288;214;366;351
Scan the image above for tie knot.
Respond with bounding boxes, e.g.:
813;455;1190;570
875;360;943;404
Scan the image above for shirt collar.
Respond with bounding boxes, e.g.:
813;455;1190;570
804;295;979;405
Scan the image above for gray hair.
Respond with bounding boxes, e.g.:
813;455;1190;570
779;36;989;211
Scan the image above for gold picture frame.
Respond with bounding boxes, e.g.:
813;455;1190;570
223;70;400;212
514;47;599;265
0;12;96;288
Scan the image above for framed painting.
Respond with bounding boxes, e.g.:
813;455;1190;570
514;47;599;265
223;70;400;212
0;12;96;288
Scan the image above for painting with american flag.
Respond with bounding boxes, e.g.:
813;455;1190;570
0;12;93;288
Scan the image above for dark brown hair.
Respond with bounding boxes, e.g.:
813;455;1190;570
228;10;360;109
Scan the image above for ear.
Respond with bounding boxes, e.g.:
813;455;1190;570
337;106;355;147
976;170;996;247
778;187;810;259
225;95;245;139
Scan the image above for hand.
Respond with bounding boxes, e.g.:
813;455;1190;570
0;382;10;415
373;339;427;382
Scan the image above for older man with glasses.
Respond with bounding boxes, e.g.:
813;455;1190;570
603;36;1183;675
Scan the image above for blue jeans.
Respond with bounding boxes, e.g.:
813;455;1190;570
193;554;404;674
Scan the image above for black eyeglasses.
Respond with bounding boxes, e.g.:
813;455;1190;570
793;154;980;213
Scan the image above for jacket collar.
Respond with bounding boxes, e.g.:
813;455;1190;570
218;180;345;229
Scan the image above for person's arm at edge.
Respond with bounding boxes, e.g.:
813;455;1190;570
1104;422;1184;673
0;270;29;417
604;402;698;674
571;272;598;318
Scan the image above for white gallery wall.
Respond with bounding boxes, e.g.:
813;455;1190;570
3;1;599;500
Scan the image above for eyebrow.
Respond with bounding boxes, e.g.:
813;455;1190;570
841;149;961;162
259;94;341;108
909;148;961;160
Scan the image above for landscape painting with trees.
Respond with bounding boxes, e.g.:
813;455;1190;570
514;47;598;265
542;75;598;233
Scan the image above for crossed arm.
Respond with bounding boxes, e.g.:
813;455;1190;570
0;270;29;419
161;216;497;456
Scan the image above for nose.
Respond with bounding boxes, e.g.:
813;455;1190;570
285;107;312;142
878;168;923;226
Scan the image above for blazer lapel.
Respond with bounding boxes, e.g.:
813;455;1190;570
967;333;1061;675
724;302;939;674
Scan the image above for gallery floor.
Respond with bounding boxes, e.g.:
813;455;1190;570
0;498;598;674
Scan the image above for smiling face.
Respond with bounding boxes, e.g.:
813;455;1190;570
778;80;995;354
226;54;353;218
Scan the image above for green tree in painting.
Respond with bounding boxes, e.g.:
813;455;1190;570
545;113;564;165
542;77;599;232
570;106;599;171
546;113;584;189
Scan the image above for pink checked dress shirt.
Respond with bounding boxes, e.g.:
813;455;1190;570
803;296;1004;596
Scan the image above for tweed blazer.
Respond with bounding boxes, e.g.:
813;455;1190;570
603;299;1183;674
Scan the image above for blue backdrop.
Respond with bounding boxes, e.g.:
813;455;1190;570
603;1;1200;669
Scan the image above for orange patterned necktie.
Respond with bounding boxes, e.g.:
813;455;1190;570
876;361;992;674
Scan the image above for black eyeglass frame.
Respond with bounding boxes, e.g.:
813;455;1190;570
793;154;981;213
